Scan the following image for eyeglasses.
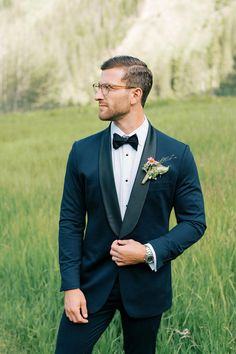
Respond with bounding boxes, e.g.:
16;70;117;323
92;83;136;96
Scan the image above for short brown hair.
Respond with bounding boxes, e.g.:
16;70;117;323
101;55;153;107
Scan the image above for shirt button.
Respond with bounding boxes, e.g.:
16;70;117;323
126;153;129;156
125;179;128;182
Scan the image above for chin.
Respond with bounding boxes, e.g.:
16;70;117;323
99;115;112;121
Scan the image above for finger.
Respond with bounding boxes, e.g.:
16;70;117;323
112;254;122;261
110;249;120;257
111;243;120;252
117;239;129;246
115;260;125;266
81;300;88;319
65;310;72;321
70;315;88;324
73;309;88;323
66;310;77;323
78;314;89;323
71;314;79;323
111;240;119;248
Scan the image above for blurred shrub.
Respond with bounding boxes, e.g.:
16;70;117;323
0;0;141;111
0;0;236;111
215;56;236;95
116;0;236;98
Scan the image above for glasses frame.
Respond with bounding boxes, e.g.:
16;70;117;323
92;83;136;96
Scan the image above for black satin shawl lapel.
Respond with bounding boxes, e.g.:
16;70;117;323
99;127;122;236
119;124;157;238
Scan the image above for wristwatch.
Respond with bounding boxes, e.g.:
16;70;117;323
144;245;154;264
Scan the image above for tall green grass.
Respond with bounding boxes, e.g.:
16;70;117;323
0;97;235;353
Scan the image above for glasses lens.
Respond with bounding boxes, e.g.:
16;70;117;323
102;85;109;96
93;84;98;94
93;83;110;96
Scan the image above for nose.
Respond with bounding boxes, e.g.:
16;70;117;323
94;88;104;101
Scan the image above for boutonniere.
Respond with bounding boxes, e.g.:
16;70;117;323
142;156;175;184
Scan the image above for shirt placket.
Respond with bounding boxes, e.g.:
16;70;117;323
120;145;133;219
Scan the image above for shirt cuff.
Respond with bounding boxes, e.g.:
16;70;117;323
145;243;157;272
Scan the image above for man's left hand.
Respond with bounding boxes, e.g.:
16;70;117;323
110;239;146;266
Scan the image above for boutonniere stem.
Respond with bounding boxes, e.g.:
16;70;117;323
142;157;170;184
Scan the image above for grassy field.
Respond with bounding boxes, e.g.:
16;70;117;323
0;97;235;353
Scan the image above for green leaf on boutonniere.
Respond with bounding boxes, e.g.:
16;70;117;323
141;157;170;184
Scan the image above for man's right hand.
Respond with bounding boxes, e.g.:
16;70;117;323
64;288;88;323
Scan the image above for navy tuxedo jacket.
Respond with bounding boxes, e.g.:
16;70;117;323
59;123;206;318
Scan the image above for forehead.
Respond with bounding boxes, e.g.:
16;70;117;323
99;67;127;84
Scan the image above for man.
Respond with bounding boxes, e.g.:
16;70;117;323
55;55;206;354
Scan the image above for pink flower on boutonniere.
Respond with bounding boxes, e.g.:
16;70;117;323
142;156;170;184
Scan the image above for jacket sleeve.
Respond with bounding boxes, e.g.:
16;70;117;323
58;143;86;291
150;145;206;270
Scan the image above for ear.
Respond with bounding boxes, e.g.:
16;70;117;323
130;87;143;105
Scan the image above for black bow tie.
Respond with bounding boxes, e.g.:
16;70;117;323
113;133;139;151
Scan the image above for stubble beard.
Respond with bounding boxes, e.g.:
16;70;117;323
99;114;123;122
98;107;129;122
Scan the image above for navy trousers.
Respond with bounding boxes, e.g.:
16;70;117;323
55;279;162;354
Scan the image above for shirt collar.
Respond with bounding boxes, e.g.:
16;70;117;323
110;116;149;147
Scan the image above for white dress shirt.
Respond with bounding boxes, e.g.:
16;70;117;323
110;117;157;271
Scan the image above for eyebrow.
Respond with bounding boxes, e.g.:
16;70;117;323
98;82;120;86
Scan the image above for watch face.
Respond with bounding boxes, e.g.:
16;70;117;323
146;255;154;263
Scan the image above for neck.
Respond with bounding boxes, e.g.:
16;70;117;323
114;110;145;135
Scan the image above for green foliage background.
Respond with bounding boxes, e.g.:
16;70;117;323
0;1;236;353
0;0;236;111
0;98;235;353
